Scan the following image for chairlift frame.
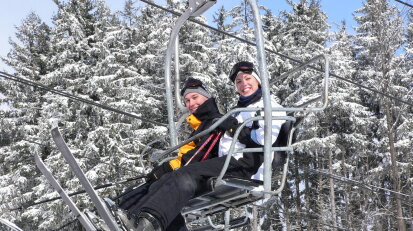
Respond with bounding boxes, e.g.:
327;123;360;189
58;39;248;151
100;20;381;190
161;0;330;229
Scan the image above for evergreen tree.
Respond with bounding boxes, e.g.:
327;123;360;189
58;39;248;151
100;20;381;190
211;5;228;43
119;0;140;27
0;12;52;229
325;21;374;230
273;0;329;229
353;0;407;229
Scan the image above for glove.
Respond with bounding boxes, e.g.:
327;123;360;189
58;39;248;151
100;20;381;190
217;116;238;133
235;126;259;147
146;162;173;183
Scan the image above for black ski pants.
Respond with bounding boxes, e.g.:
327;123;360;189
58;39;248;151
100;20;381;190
119;153;260;230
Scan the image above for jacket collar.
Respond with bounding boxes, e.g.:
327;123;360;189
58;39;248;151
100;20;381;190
186;114;202;130
236;88;262;108
185;98;221;130
192;98;221;122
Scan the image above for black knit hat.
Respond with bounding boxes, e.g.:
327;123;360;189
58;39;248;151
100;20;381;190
180;77;211;98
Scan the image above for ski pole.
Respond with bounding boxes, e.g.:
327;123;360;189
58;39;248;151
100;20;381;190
201;131;222;161
184;133;215;166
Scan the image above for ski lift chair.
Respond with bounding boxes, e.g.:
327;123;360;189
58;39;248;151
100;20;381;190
178;52;329;230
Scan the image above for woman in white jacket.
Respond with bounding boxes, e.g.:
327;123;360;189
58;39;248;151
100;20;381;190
218;61;286;181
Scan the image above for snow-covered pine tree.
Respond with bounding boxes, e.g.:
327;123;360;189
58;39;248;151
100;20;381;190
74;0;153;199
353;0;407;229
1;0;174;228
118;0;177;156
327;21;374;230
396;8;413;230
272;0;330;229
209;4;238;110
20;0;111;229
211;5;228;44
404;10;413;156
86;0;168;185
261;7;290;83
0;12;52;230
119;0;140;27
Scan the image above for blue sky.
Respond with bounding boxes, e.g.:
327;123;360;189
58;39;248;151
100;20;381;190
0;0;367;73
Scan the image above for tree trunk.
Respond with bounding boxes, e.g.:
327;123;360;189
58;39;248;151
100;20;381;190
384;101;406;231
329;149;337;230
293;155;302;230
341;150;351;230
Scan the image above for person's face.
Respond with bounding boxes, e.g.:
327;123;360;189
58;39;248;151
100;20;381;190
184;92;209;113
235;72;260;97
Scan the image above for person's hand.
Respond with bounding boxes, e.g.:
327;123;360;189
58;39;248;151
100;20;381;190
217;116;238;133
146;162;173;183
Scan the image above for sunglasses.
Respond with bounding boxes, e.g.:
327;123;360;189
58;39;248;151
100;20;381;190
180;78;207;96
229;61;256;82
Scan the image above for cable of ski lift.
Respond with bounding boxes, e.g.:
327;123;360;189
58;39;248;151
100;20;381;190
290;153;413;200
393;0;413;8
289;163;413;206
9;174;145;211
136;0;413;108
0;71;167;126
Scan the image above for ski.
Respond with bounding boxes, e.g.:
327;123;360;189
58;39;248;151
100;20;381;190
0;218;23;231
51;127;122;231
34;153;97;231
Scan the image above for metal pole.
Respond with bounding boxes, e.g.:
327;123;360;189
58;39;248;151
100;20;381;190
248;0;273;197
164;12;191;147
174;35;187;111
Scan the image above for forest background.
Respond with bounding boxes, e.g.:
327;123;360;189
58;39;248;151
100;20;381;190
0;0;412;230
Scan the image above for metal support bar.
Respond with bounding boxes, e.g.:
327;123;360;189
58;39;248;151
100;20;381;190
224;210;230;231
270;54;330;110
248;0;273;197
207;216;224;230
189;0;217;17
215;116;295;187
174;35;187;111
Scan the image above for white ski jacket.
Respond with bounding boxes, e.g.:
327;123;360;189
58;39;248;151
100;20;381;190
218;96;286;181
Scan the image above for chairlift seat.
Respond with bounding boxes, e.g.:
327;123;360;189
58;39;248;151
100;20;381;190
182;177;263;218
189;216;249;231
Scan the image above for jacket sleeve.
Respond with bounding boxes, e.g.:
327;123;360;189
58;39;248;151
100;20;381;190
168;141;196;170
